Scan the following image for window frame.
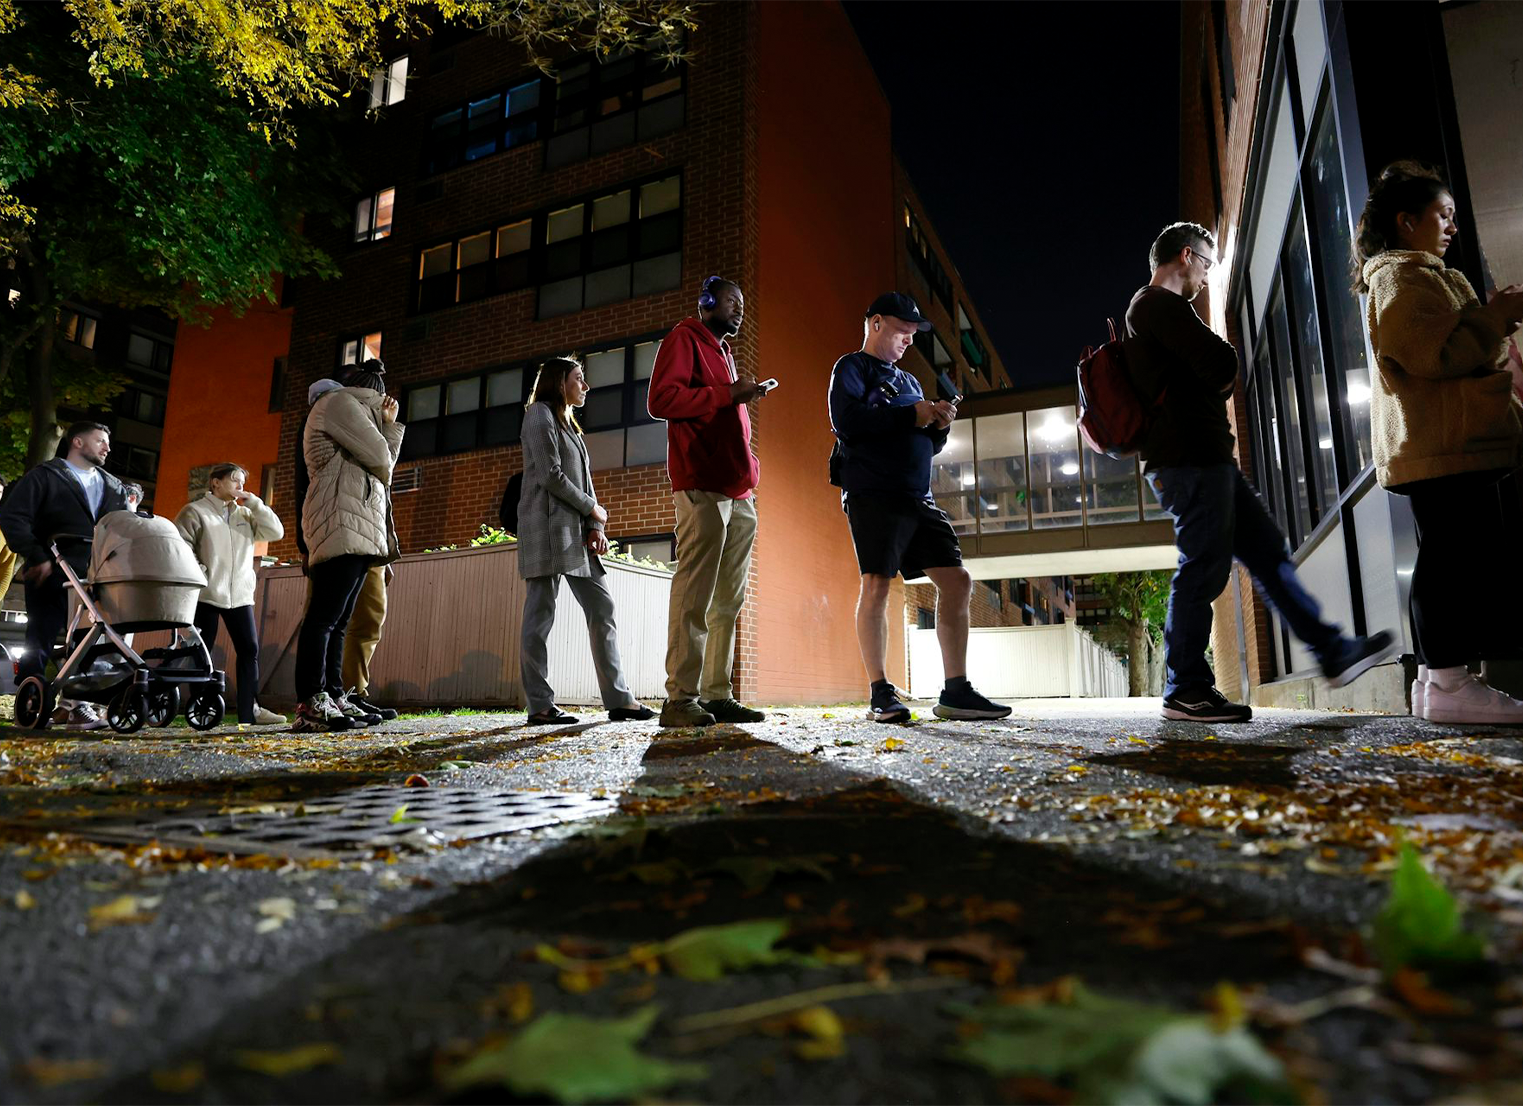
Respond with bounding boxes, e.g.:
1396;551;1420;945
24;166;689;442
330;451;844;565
337;329;384;369
353;186;396;244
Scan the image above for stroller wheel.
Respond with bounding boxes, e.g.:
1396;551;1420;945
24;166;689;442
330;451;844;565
107;690;146;735
146;685;180;728
185;693;225;732
14;677;55;730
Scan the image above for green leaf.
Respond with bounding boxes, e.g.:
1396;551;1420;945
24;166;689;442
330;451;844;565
1373;841;1486;975
949;984;1294;1105
437;760;474;771
388;805;418;825
444;1006;705;1103
704;854;834;893
662;919;793;981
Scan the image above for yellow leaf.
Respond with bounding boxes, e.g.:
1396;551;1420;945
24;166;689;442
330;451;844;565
88;894;160;929
14;889;36;910
882;736;906;752
891;893;927;918
232;1043;341;1077
1211;981;1245;1030
19;1058;108;1088
1066;764;1088;773
150;1062;204;1093
791;1005;846;1060
1128;736;1149;744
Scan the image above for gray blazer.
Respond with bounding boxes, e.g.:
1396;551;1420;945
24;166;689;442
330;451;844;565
517;402;605;579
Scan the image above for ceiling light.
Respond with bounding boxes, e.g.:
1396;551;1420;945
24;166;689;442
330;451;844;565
1060;462;1079;476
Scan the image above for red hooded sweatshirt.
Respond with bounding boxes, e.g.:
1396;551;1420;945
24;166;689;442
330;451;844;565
646;317;759;499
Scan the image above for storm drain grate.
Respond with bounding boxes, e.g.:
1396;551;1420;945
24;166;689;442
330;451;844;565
46;786;615;859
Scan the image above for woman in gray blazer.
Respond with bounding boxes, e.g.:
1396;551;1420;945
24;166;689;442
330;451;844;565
518;357;655;725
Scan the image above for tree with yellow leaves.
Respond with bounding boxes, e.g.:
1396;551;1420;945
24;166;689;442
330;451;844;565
0;0;696;469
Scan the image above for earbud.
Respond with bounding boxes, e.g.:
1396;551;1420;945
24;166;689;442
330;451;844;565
874;324;880;333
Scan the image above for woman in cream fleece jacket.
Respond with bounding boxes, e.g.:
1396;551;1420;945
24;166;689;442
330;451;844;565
175;463;285;725
1357;161;1523;723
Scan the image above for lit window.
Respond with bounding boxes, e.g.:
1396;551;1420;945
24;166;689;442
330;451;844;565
354;187;396;243
59;308;99;350
340;331;383;366
370;55;408;107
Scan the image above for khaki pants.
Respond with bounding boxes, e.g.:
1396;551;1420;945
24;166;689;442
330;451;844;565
341;564;388;696
665;491;756;703
0;541;15;611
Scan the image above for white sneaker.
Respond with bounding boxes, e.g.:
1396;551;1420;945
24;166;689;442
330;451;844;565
251;704;287;726
1425;670;1523;725
66;703;109;731
1412;664;1428;719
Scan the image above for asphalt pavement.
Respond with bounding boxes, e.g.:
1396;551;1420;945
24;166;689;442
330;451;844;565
1;698;1520;1104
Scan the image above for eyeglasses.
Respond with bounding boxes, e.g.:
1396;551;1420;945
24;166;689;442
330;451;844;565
1189;248;1216;272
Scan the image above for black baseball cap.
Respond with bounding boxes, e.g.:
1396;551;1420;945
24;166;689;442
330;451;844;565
865;292;933;331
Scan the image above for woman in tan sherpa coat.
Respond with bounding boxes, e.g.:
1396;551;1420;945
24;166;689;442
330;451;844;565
1357;161;1523;724
292;362;404;732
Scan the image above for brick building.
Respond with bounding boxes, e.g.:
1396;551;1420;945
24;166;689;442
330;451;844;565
1177;0;1523;710
155;1;1020;705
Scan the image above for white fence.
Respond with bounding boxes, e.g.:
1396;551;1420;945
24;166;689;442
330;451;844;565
907;622;1129;699
246;543;672;708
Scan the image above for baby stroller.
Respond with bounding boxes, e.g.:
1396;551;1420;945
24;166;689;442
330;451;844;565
12;511;227;733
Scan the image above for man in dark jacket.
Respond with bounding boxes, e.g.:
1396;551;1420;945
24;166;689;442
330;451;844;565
0;422;127;721
1131;222;1393;723
829;292;1010;724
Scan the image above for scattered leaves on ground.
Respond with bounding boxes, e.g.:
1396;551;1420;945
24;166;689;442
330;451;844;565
232;1042;342;1076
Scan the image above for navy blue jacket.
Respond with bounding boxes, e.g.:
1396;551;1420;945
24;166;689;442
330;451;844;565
828;351;948;499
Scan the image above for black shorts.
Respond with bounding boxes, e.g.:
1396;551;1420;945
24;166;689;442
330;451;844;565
844;492;963;580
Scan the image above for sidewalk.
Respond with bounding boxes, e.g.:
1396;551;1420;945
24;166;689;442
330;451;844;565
1;700;1520;1103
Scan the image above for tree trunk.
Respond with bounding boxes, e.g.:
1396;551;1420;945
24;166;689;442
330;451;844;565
1127;620;1146;697
25;313;59;469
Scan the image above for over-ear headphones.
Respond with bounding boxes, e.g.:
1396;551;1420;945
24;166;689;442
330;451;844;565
699;275;722;311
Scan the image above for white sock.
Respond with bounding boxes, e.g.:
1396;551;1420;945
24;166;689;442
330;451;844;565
1428;665;1470;691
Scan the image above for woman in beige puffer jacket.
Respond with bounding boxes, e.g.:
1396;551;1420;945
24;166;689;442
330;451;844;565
1357;161;1523;724
293;367;404;730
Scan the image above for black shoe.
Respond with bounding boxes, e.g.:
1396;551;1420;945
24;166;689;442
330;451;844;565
934;681;1012;720
527;707;579;725
347;692;399;721
609;704;657;721
1321;630;1397;689
699;698;766;723
868;681;912;723
1161;687;1252;723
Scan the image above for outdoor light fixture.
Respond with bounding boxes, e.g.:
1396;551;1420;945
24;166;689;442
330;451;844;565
1060;461;1080;476
1318;438;1333;450
1037;417;1070;442
961;471;975;487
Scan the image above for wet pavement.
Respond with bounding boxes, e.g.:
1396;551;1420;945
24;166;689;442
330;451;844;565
1;698;1521;1103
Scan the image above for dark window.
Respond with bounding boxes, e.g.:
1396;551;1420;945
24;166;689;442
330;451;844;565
957;304;987;373
425;75;544;174
913;326;955;374
903;204;954;311
268;356;286;413
354;187;395;243
917;607;936;630
1211;0;1235;125
125;331;173;374
546;50;686;169
113;385;167;427
400;334;666;466
411;172;682;319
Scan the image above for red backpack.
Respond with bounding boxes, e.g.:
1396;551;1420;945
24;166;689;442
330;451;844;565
1076;319;1163;459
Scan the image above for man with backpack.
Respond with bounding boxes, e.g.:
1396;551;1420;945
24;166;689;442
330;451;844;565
1128;222;1394;722
829;292;1010;724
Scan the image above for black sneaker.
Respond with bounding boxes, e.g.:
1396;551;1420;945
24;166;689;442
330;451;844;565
1321;630;1397;689
1161;687;1252;723
699;698;766;723
868;681;912;723
346;691;399;721
934;681;1012;720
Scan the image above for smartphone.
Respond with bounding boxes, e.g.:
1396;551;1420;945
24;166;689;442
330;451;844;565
757;378;780;394
935;370;963;405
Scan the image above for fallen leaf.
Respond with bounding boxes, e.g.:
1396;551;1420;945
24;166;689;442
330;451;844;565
389;805;419;825
444;1006;706;1102
882;736;906;752
256;897;296;934
88;894;160;930
480;982;535;1023
150;1062;205;1093
232;1043;342;1076
19;1058;108;1088
438;760;474;771
891;893;928;918
791;1005;846;1060
705;854;834;894
949;983;1291;1104
403;774;430;788
1390;967;1471;1016
1373;842;1485;976
14;889;36;910
663;919;793;982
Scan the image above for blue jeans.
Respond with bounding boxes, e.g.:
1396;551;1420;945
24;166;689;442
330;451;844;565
1147;464;1341;698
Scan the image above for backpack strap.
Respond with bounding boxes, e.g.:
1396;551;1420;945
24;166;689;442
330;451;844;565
1106;318;1118;344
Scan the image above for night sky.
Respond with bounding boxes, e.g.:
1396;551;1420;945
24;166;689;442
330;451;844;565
845;2;1181;388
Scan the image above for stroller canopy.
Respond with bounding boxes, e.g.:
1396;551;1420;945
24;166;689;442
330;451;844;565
89;511;207;588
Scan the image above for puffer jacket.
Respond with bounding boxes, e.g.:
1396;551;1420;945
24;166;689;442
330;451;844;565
302;386;404;567
1365;249;1521;486
174;491;284;608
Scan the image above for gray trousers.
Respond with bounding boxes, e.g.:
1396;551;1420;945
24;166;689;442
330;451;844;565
520;563;634;715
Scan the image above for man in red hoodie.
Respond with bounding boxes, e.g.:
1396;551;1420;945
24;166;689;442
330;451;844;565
647;276;772;728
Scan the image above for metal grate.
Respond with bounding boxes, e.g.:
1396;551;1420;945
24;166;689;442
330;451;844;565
43;786;614;859
392;465;423;494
